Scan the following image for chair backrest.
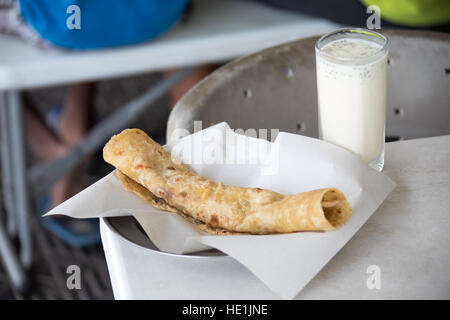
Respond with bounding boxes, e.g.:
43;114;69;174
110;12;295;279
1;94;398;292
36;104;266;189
167;30;450;142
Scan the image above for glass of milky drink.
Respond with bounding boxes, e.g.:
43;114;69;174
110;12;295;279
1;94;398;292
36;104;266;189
315;28;389;171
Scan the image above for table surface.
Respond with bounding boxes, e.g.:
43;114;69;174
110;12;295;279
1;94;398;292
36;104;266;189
0;0;339;90
101;135;450;300
296;135;450;299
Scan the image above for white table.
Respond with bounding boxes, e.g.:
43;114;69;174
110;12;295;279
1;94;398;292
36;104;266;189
101;135;450;299
0;0;341;293
297;135;450;299
0;0;340;90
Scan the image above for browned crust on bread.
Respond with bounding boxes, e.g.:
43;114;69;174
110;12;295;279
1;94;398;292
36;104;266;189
104;129;352;234
115;170;239;235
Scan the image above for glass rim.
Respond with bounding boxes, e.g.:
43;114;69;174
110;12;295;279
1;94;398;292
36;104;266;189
315;28;389;63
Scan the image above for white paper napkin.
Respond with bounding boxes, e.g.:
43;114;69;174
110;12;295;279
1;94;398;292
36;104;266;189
45;122;395;299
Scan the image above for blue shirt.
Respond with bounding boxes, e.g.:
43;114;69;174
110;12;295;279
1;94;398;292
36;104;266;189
18;0;188;49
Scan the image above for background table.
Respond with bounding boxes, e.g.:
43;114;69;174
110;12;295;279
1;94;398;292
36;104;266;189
0;0;339;90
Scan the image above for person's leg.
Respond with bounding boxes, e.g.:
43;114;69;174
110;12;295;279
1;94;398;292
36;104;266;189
48;82;94;207
25;83;99;245
58;82;95;147
23;96;67;162
165;65;216;109
23;95;70;207
23;83;94;208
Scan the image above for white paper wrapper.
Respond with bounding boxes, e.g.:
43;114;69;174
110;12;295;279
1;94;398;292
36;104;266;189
45;122;395;299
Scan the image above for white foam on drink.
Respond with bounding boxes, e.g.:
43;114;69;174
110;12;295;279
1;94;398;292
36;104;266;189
322;38;382;60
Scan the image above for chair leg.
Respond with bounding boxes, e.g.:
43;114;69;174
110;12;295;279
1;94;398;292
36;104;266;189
0;93;16;236
0;221;27;293
6;91;32;268
0;91;28;293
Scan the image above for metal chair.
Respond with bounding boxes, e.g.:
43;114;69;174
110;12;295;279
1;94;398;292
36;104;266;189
167;30;450;142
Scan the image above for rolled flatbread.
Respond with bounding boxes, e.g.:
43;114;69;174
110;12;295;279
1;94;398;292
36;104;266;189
115;170;237;235
103;129;352;234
